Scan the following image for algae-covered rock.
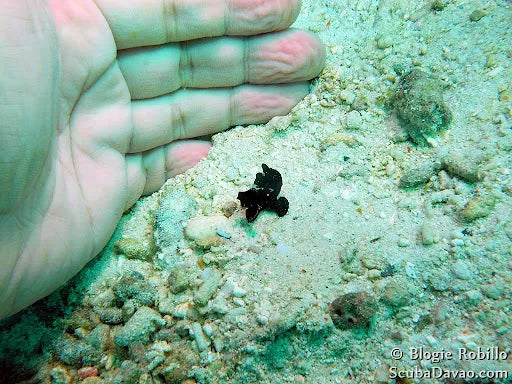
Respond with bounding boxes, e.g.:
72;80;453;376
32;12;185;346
194;269;222;307
113;271;157;306
328;292;377;330
168;263;192;294
442;152;482;183
399;159;440;188
392;70;452;146
421;221;437;245
53;335;100;367
461;195;496;221
382;279;417;308
113;306;166;347
469;9;485;22
114;238;153;261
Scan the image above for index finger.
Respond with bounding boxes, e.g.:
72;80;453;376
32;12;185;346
95;0;302;49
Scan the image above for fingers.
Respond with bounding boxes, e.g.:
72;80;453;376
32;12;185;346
124;140;211;210
95;0;301;49
128;83;309;153
118;29;325;100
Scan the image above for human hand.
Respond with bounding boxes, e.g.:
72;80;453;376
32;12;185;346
0;0;325;319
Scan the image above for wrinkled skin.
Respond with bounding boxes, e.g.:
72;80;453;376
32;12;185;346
0;0;325;320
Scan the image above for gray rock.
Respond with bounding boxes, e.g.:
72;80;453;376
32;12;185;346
194;269;222;307
114;306;166;347
442;153;481;183
428;270;452;291
168;264;191;294
382;279;417;308
96;307;123;325
391;70;452;147
113;271;157;306
86;324;110;350
481;283;504;300
452;260;472;280
400;160;440;188
53;335;100;367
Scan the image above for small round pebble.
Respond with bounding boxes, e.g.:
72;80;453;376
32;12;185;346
421;222;436;245
481;283;504;299
452;260;472;280
233;286;248;298
346;110;363;130
368;269;381;280
469;9;485;21
376;34;394;49
202;323;213;337
451;238;464;247
461;195;496;221
398;238;409;247
257;315;269;325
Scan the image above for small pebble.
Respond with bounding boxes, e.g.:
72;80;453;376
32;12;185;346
220;278;236;297
191;322;210;352
225;307;249;323
451;238;464;247
194;269;222;307
211;295;230;314
481;283;504;299
172;303;189;319
465;290;483;304
275;243;292;255
405;262;418;279
469;9;485;21
400;160;438;188
339;89;356;104
426;335;438;346
168;264;191;294
345;110;363;129
114;306;166;347
233;297;246;307
368;269;381;280
233;286;247;298
202;323;213;337
376;34;394;49
382;280;415;308
421;222;436;245
398;238;409;247
185;215;231;248
452;260;472;280
428;270;451;291
461;195;496;221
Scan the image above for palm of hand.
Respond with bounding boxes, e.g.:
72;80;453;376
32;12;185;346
0;0;325;319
